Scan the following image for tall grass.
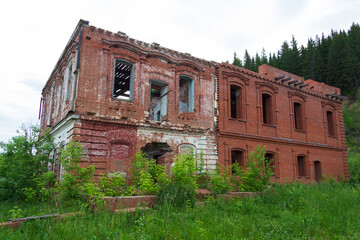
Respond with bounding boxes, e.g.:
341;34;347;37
1;182;360;239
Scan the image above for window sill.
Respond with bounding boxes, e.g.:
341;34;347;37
111;97;134;103
294;129;306;133
228;117;247;123
328;135;337;138
262;123;276;128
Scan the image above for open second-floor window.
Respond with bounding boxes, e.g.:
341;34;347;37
262;93;273;124
327;111;335;136
113;59;134;101
179;76;194;112
230;85;243;119
294;102;304;130
67;63;73;101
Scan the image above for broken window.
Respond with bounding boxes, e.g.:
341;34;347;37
265;152;275;173
230;85;242;119
67;63;73;101
179;76;194;112
231;150;244;174
113;59;133;101
149;80;168;121
327;111;335;136
297;155;306;177
294;102;304;130
262;93;273;124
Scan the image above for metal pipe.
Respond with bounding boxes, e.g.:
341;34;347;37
326;92;336;97
294;81;304;87
288;80;298;85
275;75;285;80
281;77;291;83
299;83;309;88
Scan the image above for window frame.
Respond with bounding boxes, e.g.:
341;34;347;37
297;155;308;177
229;84;244;120
326;110;336;137
112;59;134;102
230;148;246;174
178;75;194;113
288;92;307;132
261;92;274;125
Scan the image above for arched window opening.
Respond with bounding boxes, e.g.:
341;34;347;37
327;111;335;136
230;85;242;119
294;102;304;130
231;150;244;174
265;152;275;173
262;93;273;124
297;155;307;177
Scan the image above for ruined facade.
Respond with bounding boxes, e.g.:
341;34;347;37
40;20;349;182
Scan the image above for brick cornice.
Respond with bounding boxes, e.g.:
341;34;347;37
218;130;346;151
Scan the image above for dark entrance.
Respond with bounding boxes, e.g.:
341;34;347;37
141;142;172;165
314;161;322;182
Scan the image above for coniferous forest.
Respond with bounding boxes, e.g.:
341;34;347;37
233;23;360;98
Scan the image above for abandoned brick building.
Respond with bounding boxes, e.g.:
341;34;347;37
40;20;349;182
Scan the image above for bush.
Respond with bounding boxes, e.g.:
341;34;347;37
235;145;274;192
58;140;97;201
209;166;233;195
0;125;55;200
131;151;168;195
171;152;199;189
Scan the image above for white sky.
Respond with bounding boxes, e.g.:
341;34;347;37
0;0;359;143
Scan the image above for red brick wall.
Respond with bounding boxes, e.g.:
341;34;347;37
216;63;348;182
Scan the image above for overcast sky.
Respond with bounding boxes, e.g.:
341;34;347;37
0;0;359;143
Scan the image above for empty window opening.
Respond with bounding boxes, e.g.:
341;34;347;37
179;76;194;112
149;80;168;121
314;161;322;182
294;102;304;130
265;153;275;173
297;155;306;177
327;111;335;136
231;150;244;174
113;59;133;101
262;93;273;124
230;85;242;119
67;63;73;101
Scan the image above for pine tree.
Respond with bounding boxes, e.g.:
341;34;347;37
233;52;243;67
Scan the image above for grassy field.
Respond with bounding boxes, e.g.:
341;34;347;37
1;182;360;239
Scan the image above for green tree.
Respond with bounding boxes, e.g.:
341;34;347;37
0;125;55;200
232;52;242;67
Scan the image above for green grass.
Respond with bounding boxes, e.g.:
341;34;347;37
1;182;360;239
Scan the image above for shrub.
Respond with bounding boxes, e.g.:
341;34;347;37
0;125;55;200
131;151;168;195
58;140;97;200
209;166;233;195
99;172;130;197
171;152;199;188
236;145;274;192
